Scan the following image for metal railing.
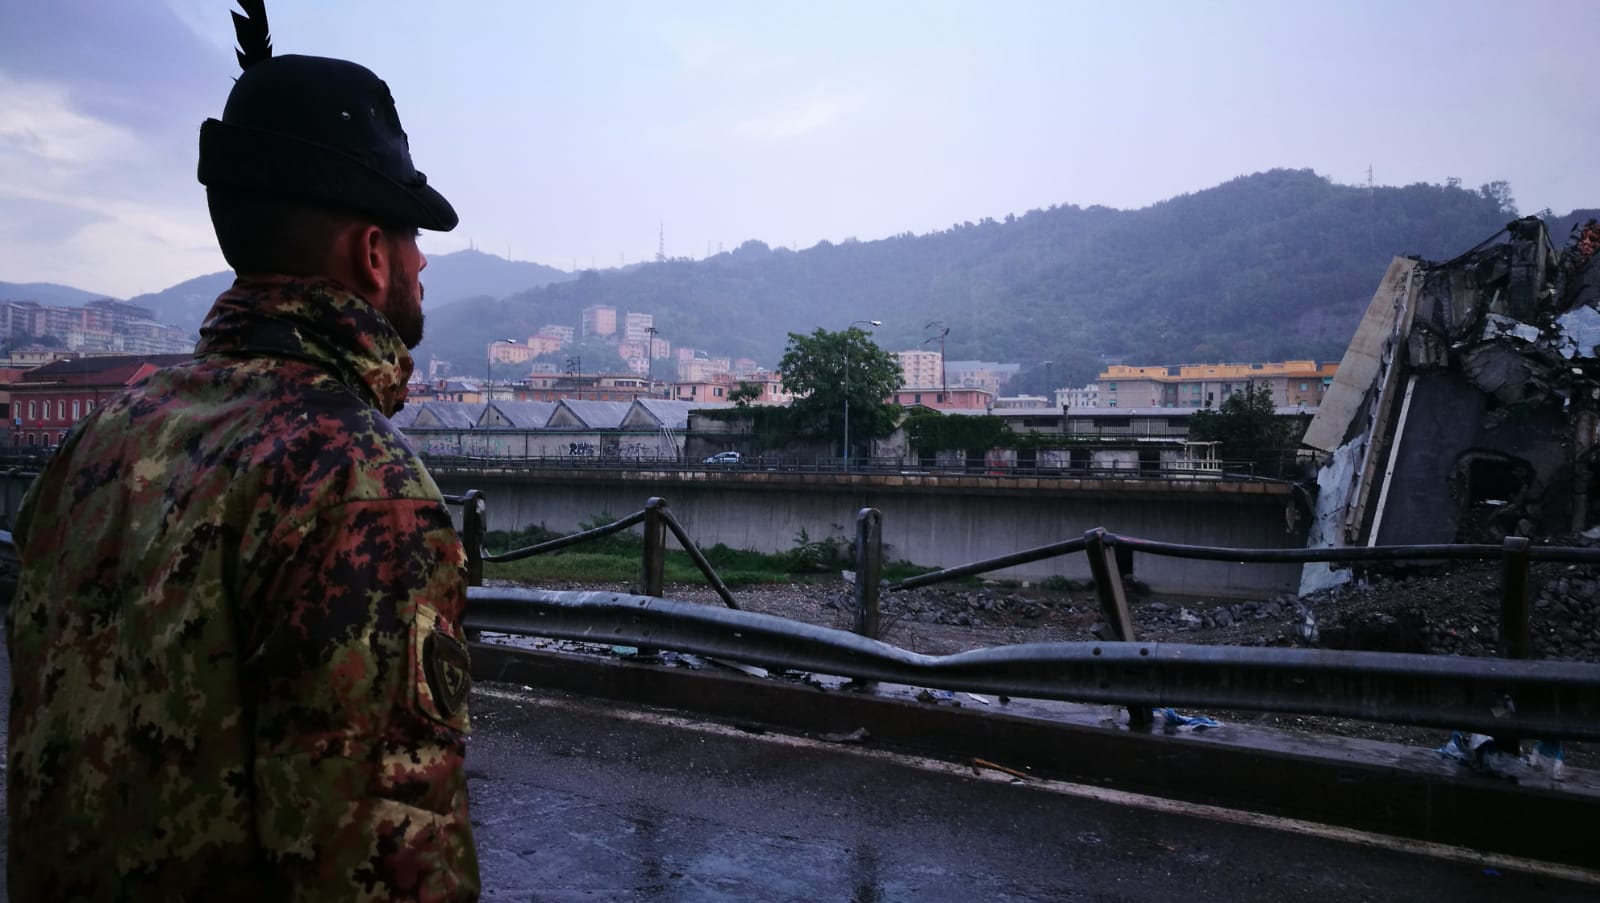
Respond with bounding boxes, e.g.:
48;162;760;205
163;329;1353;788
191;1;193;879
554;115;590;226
446;488;1600;741
463;586;1600;740
442;493;742;610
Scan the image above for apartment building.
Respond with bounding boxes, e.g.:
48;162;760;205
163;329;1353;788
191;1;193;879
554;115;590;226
893;349;944;390
537;324;575;344
1063;384;1100;408
487;340;537;366
1097;360;1337;408
581;304;617;338
622;312;654;343
6;353;190;447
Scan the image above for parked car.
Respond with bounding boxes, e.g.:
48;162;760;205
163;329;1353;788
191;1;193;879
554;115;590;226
703;451;742;465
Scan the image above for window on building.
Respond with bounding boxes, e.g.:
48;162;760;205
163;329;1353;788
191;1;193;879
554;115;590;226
56;401;64;420
1299;382;1308;391
28;401;36;420
72;400;80;419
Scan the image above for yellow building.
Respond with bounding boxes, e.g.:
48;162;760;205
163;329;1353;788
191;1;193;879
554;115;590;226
1098;360;1337;408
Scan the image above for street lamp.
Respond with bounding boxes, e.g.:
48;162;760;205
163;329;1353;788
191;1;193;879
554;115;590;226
1042;360;1053;407
843;319;881;467
645;325;659;394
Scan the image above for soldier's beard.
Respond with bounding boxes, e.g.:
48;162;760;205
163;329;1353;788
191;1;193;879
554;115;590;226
386;256;425;349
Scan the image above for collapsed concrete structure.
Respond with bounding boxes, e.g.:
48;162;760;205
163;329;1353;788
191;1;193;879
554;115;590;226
1301;217;1600;593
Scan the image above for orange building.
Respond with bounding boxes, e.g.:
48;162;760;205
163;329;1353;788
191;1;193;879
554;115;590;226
1098;360;1337;409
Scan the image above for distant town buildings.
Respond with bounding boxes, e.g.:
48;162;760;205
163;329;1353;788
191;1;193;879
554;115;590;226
944;360;1019;395
1098;361;1337;408
487;340;537;366
2;353;191;447
677;355;731;383
892;386;995;411
1063;384;1100;408
581;304;617;338
994;395;1050;409
0;299;192;355
892;349;944;390
622;312;654;343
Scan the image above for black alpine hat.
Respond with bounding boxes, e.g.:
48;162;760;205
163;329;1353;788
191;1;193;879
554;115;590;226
196;3;457;231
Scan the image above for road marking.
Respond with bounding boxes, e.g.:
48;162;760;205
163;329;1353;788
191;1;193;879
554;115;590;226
475;685;1600;887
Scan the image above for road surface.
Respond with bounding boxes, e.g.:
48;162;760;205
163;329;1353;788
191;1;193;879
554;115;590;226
0;633;1593;900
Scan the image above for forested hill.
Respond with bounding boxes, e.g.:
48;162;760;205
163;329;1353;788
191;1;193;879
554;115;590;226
419;169;1589;389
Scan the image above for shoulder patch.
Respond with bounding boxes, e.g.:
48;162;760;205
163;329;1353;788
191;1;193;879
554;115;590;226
423;630;471;721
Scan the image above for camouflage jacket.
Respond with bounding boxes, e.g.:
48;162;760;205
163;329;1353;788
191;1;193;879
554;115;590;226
6;276;479;901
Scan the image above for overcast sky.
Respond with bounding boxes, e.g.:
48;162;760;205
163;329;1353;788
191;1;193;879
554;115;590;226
2;0;1596;299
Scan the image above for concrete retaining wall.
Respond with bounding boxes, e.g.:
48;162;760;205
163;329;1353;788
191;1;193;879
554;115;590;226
436;470;1305;597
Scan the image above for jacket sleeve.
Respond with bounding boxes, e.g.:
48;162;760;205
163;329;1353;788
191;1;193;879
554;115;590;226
242;494;479;902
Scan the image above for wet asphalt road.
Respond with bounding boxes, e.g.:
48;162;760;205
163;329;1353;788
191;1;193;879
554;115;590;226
463;684;1595;902
0;632;1593;901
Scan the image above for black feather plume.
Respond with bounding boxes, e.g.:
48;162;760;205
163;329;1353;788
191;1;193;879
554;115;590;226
231;0;273;70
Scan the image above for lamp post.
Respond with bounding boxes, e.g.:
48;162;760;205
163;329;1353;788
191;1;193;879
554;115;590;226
843;319;881;467
1043;360;1053;407
645;325;659;395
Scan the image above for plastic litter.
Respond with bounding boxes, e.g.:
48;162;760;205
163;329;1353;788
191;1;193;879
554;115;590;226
1436;732;1523;781
1438;732;1568;782
1528;739;1566;780
1158;708;1221;732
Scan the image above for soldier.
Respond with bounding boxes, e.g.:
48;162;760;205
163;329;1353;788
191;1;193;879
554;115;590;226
5;3;479;900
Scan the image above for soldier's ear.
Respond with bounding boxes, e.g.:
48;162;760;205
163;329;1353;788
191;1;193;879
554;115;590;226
329;222;390;302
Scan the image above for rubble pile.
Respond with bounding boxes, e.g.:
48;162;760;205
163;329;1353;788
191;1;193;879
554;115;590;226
1299;216;1600;596
855;551;1600;664
825;586;1059;628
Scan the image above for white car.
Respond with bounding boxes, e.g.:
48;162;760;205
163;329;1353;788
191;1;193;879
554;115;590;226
703;451;742;465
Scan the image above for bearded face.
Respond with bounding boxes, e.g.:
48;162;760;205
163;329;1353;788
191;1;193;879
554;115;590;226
384;234;426;349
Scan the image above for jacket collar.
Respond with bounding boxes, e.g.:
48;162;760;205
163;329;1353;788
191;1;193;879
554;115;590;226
195;275;414;416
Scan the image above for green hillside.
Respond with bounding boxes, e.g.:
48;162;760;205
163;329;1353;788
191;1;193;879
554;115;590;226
415;169;1580;390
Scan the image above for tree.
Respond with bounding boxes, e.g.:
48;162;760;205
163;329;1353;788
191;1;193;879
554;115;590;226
778;327;903;455
729;381;763;407
1188;381;1302;476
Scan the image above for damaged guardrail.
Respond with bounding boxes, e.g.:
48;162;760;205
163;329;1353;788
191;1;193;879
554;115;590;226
464;585;1600;741
442;488;1600;738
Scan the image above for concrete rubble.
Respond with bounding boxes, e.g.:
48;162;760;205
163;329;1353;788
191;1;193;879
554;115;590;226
1301;217;1600;593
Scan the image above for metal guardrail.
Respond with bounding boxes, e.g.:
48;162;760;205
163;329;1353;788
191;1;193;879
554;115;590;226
445;489;1600;743
464;586;1600;741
